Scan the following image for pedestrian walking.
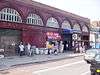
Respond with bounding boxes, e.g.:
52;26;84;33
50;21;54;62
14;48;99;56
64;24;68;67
75;43;78;53
54;41;58;55
82;45;85;53
26;43;31;56
47;43;52;55
82;42;85;53
59;41;64;53
15;44;20;55
79;46;83;53
19;42;24;56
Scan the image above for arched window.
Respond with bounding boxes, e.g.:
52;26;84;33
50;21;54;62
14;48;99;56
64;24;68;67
82;25;88;32
26;14;43;26
62;20;71;29
73;23;81;31
46;17;59;28
0;8;22;23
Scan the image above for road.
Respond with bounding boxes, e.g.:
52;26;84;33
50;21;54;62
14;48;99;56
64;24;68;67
0;56;90;75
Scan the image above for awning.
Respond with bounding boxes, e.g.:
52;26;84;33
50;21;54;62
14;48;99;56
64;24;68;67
62;29;73;34
71;29;82;33
62;29;82;34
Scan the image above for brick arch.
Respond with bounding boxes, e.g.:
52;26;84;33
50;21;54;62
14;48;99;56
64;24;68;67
35;10;46;26
63;18;73;28
72;21;82;31
25;8;36;21
61;18;73;29
46;15;60;28
85;24;90;32
82;24;89;32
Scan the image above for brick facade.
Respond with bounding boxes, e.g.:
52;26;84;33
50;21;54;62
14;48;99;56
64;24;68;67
0;0;90;56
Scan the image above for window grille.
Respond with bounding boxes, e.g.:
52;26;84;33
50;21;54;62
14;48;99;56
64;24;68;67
46;17;59;28
26;14;43;26
0;8;22;23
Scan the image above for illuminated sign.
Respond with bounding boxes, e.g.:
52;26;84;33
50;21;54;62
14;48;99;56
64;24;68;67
46;32;61;39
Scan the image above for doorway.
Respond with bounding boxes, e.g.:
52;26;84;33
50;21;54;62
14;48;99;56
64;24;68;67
62;34;72;52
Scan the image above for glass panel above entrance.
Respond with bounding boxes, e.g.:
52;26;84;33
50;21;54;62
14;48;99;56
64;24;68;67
61;20;71;29
73;23;81;33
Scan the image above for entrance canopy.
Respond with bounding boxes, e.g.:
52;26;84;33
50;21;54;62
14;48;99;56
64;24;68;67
62;29;73;34
62;29;82;34
71;29;82;33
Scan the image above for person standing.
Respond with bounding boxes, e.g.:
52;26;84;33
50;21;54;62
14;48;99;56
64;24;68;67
47;43;52;55
82;42;85;53
59;41;64;53
54;41;58;55
19;42;24;56
75;43;78;53
15;44;20;55
26;43;31;56
66;43;69;51
79;45;83;53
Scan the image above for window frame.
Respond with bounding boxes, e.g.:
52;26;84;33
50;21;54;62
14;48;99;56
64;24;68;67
0;8;22;23
46;17;59;28
26;13;43;26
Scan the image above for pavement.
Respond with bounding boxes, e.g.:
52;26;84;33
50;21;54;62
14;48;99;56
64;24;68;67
0;52;84;71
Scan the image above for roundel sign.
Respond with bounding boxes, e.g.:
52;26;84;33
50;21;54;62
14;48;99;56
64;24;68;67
72;34;77;40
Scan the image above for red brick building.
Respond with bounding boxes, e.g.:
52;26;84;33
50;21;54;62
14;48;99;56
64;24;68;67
0;0;90;56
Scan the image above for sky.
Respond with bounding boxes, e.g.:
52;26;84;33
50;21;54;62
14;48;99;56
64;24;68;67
33;0;100;21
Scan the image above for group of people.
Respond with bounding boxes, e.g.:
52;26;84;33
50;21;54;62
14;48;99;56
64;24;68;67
16;42;33;56
16;41;85;56
73;42;85;53
46;41;86;55
46;41;64;55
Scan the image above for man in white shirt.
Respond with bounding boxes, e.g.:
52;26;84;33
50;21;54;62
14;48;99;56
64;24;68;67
19;42;24;56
